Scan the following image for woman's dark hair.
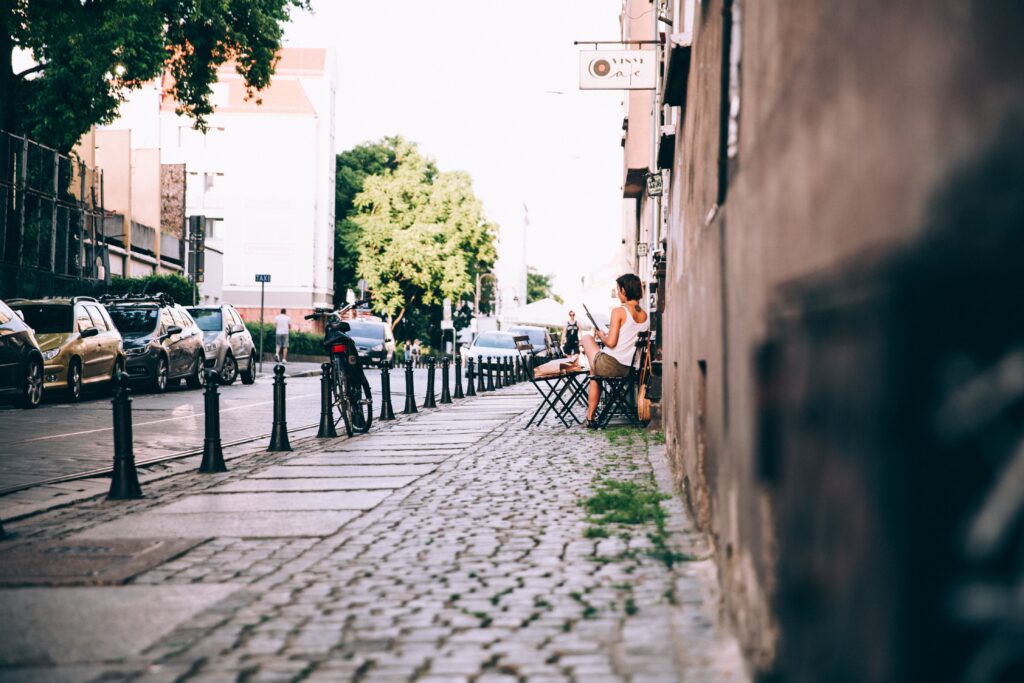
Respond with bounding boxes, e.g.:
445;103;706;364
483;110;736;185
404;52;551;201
616;273;643;301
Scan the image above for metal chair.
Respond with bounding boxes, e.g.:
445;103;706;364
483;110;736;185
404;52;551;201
589;331;650;428
514;335;589;428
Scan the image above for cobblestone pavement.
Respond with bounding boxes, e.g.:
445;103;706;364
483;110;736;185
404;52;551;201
0;386;747;683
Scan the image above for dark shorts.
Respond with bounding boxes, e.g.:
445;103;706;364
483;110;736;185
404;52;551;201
593;351;630;378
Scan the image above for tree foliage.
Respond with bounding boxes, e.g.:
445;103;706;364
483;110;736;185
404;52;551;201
350;140;497;331
527;266;562;303
334;136;404;301
1;0;308;151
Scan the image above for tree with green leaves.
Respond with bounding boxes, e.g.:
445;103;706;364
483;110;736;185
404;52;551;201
1;0;308;151
334;136;405;302
350;140;497;331
527;266;563;304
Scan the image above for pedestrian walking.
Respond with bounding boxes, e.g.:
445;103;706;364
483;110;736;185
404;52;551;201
403;341;413;365
274;308;291;363
563;310;580;355
411;338;422;367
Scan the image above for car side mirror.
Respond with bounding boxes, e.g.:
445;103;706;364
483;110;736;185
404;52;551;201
167;325;183;336
339;321;351;332
79;327;100;338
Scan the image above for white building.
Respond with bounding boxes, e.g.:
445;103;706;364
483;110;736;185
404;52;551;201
160;48;337;323
98;48;336;326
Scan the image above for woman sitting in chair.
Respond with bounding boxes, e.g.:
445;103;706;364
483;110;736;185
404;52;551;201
581;273;649;427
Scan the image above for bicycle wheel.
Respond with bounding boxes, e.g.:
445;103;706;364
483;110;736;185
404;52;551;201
349;376;373;433
332;357;354;437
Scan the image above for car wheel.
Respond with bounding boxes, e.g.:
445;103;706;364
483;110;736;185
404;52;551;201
240;355;256;385
152;355;169;393
220;353;238;385
106;357;125;396
66;360;83;402
185;354;206;389
18;358;43;409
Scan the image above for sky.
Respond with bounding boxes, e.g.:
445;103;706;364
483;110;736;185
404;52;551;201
282;0;625;307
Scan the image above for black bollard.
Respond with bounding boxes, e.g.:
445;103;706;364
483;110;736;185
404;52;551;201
494;355;504;389
108;372;143;499
502;357;510;386
423;358;438;408
486;356;495;392
466;357;477;397
453;355;465;399
268;364;292;451
403;360;418;414
512;357;521;384
199;370;227;472
476;356;486;393
440;357;453;404
317;363;338;438
507;356;515;385
379;363;396;421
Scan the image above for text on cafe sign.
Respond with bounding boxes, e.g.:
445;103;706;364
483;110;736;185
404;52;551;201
579;50;656;90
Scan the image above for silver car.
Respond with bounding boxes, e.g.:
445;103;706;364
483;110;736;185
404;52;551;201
187;304;256;385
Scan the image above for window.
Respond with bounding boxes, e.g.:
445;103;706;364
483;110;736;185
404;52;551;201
108;307;159;335
190;308;223;332
74;305;92;332
11;305;72;333
85;305;108;331
160;308;175;332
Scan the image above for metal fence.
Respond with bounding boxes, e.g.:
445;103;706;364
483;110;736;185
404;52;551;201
0;130;106;296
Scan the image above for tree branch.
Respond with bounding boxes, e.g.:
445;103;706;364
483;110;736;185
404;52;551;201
15;63;46;79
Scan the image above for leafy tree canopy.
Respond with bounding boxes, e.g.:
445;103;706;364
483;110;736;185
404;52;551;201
334;136;407;301
350;140;497;330
527;266;563;304
1;0;308;151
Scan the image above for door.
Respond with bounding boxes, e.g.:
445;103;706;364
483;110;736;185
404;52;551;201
160;307;183;375
74;304;103;380
84;304;116;381
173;307;202;373
227;308;247;362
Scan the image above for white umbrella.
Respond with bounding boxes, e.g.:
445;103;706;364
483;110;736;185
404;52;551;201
501;298;571;328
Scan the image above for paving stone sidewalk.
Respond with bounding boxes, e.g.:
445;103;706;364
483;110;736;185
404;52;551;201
0;386;747;683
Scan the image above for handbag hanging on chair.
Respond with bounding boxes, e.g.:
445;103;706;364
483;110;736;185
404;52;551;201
636;338;653;423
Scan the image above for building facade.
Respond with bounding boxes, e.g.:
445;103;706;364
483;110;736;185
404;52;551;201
160;48;337;325
617;0;1024;679
96;48;336;327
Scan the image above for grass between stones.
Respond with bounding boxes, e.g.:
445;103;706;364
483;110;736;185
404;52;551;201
577;430;696;622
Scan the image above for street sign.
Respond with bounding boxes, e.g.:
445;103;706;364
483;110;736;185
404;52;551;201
637;242;650;257
357;278;368;298
255;274;271;283
579;50;656;90
443;297;452;321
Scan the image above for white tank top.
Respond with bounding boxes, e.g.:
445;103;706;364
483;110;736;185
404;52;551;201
604;305;649;367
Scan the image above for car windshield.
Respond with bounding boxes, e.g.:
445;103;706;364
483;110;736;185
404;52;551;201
108;307;159;336
189;309;223;332
512;328;547;348
12;304;73;333
474;333;515;349
346;321;385;339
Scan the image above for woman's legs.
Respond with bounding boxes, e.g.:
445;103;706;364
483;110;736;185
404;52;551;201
581;334;601;421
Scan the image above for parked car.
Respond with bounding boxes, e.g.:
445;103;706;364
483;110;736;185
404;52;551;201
8;296;125;400
463;331;520;369
345;318;396;367
0;298;43;408
187;304;256;385
508;325;556;360
103;294;206;393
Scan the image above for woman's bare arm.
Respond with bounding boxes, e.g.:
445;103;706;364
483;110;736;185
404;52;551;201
598;308;626;348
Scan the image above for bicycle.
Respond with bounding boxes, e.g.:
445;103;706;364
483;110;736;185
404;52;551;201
305;300;373;437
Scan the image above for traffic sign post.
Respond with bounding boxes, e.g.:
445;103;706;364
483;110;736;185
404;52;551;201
255;274;271;375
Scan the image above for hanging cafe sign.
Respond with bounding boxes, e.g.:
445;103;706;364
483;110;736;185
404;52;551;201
578;49;657;90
